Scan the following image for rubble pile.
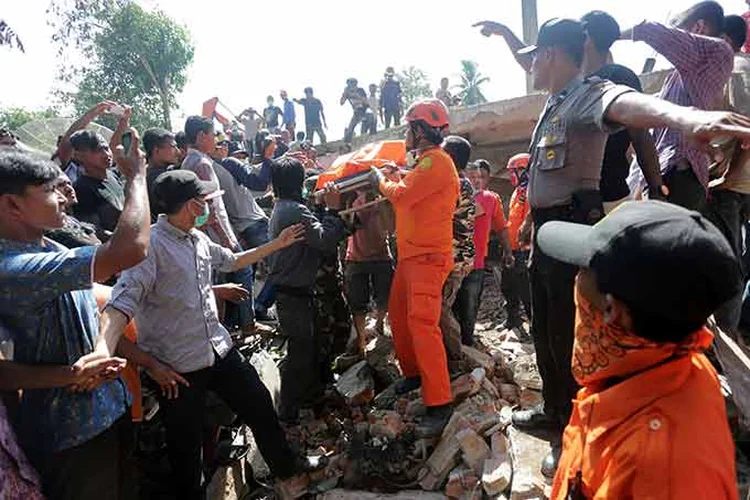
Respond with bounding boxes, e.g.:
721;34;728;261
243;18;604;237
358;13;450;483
271;289;550;498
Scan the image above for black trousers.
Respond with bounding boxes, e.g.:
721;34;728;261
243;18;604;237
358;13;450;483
664;165;706;212
453;268;486;346
276;289;320;422
502;250;531;320
384;108;401;129
530;203;600;427
159;348;296;500
41;414;135;500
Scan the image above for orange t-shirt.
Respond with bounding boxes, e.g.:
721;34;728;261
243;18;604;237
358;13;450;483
552;349;738;500
380;147;459;260
507;187;530;251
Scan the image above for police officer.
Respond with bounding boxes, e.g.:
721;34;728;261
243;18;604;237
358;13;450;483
474;16;750;477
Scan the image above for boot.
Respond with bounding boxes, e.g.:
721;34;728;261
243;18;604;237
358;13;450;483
415;404;453;438
503;311;523;330
394;376;422;395
511;404;558;430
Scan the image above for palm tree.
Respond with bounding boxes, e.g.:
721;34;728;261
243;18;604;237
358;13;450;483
456;60;489;106
0;20;24;52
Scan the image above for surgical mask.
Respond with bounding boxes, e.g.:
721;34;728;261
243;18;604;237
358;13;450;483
195;201;210;228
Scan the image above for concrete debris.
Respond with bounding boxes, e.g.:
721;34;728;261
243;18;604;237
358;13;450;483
369;410;407;440
335;360;375;405
445;465;480;499
456;428;492;474
462;345;495;375
507;426;553;500
321;490;447;500
365;335;401;386
519;389;543;409
482;457;513;496
270;274;555;498
510;354;543;391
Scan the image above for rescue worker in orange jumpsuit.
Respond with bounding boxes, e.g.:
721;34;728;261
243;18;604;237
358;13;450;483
371;98;459;437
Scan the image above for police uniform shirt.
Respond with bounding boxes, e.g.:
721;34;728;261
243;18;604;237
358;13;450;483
527;76;635;210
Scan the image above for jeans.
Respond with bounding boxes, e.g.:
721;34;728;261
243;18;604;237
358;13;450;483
501;250;531;321
344;109;367;143
159;348;296;499
306;123;327;145
453;268;486;346
384;108;401;129
703;189;750;332
40;415;135;500
276;289;319;422
239;220;276;315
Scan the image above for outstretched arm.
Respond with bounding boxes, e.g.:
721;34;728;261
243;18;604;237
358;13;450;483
629;128;668;200
473;21;533;73
607;92;750;146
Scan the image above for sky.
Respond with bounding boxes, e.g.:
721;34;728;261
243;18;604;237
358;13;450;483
2;0;750;141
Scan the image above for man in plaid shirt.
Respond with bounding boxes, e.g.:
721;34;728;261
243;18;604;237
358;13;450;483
624;1;734;210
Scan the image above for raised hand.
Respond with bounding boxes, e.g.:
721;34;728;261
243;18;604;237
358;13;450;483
472;21;508;37
112;127;146;180
277;223;306;248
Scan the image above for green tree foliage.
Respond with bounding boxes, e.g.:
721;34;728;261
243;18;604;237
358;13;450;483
48;1;194;129
398;66;433;109
0;107;57;131
456;60;490;106
0;19;24;52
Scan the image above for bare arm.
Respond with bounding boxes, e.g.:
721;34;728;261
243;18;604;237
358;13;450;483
607;92;750;146
473;21;532;73
0;361;78;390
56;100;117;166
93;128;151;283
231;223;305;270
116;337;189;399
629;128;667;199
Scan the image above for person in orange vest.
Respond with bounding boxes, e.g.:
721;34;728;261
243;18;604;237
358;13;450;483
537;201;739;499
371;98;459;438
502;153;532;329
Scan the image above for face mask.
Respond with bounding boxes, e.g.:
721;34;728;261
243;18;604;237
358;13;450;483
194;201;210;228
405;150;418;168
572;285;711;387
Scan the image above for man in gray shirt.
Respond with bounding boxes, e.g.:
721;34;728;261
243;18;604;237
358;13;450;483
474;16;750;477
101;170;309;499
266;157;349;423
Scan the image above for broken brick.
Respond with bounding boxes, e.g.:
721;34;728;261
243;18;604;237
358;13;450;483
482;457;512;496
335;361;375;405
451;368;485;404
461;345;495;376
445;465;480;499
455;428;491;475
519;388;543;409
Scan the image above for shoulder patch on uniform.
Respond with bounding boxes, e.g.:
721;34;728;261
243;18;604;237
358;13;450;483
417;157;433;171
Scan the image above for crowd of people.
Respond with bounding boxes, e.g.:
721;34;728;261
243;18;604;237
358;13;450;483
5;1;750;499
214;67;468;153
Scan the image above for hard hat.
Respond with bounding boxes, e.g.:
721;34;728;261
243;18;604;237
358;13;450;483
405;98;450;129
507;153;530;170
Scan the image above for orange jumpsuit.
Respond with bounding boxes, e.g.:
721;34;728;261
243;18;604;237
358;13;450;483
552;328;738;500
380;147;459;406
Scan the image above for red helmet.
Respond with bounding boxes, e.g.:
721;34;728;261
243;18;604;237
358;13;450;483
507;153;530;170
405;99;450;129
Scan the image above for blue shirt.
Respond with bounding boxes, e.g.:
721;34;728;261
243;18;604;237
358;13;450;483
0;238;129;467
282;100;296;125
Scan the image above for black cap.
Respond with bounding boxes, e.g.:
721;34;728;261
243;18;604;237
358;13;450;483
517;18;586;56
537;201;741;327
228;142;248;157
152;170;222;214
